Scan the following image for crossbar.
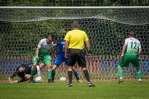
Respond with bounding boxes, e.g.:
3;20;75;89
0;6;149;9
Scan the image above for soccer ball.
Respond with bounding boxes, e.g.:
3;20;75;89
59;77;66;81
34;76;43;83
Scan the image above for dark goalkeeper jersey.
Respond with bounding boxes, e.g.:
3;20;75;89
11;64;32;78
17;64;32;76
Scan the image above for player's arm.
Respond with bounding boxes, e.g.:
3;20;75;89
36;39;43;59
17;77;26;83
64;32;70;58
9;71;17;78
85;40;91;55
36;47;40;60
9;74;26;83
53;43;57;47
138;48;142;56
121;39;127;58
50;47;56;59
64;40;69;57
84;33;91;55
11;73;26;83
138;41;142;56
9;71;17;83
121;44;127;57
9;66;21;79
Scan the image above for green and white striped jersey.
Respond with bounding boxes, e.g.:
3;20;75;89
37;38;53;56
125;37;141;55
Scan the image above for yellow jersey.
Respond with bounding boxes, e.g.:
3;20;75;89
64;29;89;50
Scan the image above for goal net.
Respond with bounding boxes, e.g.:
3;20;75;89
0;6;149;81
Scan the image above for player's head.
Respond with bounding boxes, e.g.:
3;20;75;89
18;67;25;73
39;62;45;68
71;21;80;29
128;32;136;37
46;34;54;43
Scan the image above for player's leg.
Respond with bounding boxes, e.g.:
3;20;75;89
131;58;142;83
77;50;94;87
118;56;129;83
81;66;95;87
118;65;123;82
36;62;46;78
30;55;39;79
43;55;52;83
51;65;58;82
136;67;142;83
67;66;73;87
30;64;37;79
67;50;77;87
65;57;80;82
51;70;55;82
36;65;41;77
72;64;81;82
51;56;63;82
118;59;123;82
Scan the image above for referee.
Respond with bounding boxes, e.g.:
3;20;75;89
64;21;95;87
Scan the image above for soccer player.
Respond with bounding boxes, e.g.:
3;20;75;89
64;21;95;87
8;62;45;83
52;41;81;82
118;32;142;83
30;34;55;83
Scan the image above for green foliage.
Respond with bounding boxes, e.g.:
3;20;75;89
1;0;149;6
0;18;149;57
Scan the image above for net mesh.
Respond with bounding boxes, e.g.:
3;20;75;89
0;8;149;81
0;9;149;25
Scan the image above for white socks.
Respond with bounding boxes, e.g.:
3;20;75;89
36;65;41;77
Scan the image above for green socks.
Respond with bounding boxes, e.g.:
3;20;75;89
48;70;52;80
137;69;142;79
118;67;123;79
31;68;36;77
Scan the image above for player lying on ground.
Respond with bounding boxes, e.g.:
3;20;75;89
30;34;55;83
9;62;45;83
118;31;142;83
52;41;81;82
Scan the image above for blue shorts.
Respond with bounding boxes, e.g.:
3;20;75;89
54;54;68;67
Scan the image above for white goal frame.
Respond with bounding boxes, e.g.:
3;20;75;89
0;6;149;9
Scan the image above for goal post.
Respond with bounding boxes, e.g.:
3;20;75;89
0;6;149;81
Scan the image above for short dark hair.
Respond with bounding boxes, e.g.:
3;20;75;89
71;21;80;28
128;31;136;37
46;33;54;39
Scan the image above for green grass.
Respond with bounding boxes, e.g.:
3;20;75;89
0;81;149;99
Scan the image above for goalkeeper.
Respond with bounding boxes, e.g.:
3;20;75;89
52;41;81;82
8;62;45;83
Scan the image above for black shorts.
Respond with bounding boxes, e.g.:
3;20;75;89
67;49;86;67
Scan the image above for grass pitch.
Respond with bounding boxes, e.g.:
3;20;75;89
0;80;149;99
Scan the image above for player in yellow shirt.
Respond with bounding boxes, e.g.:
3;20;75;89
64;21;95;87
